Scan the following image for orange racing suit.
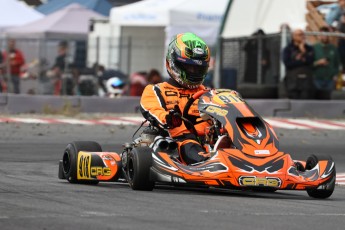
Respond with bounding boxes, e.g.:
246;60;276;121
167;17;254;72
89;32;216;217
140;79;210;165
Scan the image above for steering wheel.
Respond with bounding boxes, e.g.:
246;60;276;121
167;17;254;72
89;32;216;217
181;89;209;137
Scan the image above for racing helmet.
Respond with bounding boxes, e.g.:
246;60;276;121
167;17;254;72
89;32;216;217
166;32;210;89
106;77;125;97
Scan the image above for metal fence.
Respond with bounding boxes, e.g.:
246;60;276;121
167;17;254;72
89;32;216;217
220;33;282;88
2;31;345;98
219;30;345;98
0;38;88;95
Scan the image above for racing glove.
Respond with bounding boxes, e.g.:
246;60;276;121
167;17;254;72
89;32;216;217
165;105;182;129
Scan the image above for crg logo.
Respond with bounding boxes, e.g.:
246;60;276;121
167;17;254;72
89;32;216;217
239;176;281;187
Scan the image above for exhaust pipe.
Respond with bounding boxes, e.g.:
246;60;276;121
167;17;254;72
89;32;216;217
153;136;178;151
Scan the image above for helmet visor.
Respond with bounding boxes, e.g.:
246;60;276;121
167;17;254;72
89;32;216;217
178;62;208;84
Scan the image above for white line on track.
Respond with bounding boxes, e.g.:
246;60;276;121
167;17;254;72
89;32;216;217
0;116;344;130
98;119;137;125
53;118;94;125
264;118;310;129
287;119;345;130
8;118;51;124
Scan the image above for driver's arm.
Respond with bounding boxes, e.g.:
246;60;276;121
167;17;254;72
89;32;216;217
140;84;169;128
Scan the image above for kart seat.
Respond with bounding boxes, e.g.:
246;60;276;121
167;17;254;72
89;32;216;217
213;135;232;150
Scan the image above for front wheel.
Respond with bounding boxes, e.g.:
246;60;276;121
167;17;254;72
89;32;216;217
305;154;336;199
62;141;102;184
127;147;154;191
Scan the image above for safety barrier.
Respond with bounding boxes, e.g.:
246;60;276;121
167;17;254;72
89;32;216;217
0;94;344;119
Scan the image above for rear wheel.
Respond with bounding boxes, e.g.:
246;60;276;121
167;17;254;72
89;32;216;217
62;141;102;184
305;154;336;199
127;147;154;191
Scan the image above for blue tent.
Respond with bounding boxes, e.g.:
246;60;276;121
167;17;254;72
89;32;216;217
36;0;112;16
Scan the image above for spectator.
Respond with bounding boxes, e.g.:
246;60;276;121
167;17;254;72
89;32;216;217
78;67;97;96
313;26;340;99
105;77;126;98
2;39;25;94
337;11;345;69
147;69;162;84
318;0;345;27
243;29;270;83
0;51;4;92
94;64;127;96
282;29;315;99
129;71;147;96
51;41;69;95
53;41;69;72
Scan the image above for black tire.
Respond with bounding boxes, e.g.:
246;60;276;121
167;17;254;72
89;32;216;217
305;154;336;199
58;160;65;179
127;146;154;191
62;141;102;184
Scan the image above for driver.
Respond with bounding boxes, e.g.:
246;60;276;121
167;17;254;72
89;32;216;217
140;32;211;165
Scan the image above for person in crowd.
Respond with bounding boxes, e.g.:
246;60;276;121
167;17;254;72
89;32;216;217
243;29;270;83
0;51;4;92
147;69;163;85
140;32;213;165
51;41;69;95
282;29;315;99
2;39;25;94
313;26;340;99
105;77;126;98
94;64;106;95
337;11;345;70
318;0;345;27
53;41;69;73
129;71;147;96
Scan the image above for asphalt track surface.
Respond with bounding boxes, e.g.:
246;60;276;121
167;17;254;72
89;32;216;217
0;122;345;230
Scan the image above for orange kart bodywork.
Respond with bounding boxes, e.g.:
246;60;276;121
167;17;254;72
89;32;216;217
151;149;334;191
59;89;336;198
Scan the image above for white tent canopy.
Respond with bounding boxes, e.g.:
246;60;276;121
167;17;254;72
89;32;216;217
107;0;228;74
6;3;105;40
0;0;43;33
110;0;227;45
222;0;307;38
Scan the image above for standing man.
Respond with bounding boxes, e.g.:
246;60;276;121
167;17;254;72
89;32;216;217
2;39;25;94
52;41;70;95
282;29;315;99
0;50;4;92
313;26;340;99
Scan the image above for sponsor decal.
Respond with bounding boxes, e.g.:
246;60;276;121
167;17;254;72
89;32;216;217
165;91;178;97
254;150;270;155
193;60;203;65
217;93;243;104
166;100;179;105
179;93;191;99
77;152;113;180
78;152;92;180
193;47;204;55
177;57;187;62
206;106;228;116
90;167;111;176
239;176;281;187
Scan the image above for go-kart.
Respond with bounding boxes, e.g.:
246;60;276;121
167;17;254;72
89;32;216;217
58;89;336;199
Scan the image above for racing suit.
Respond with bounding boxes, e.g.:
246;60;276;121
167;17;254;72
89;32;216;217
140;79;210;165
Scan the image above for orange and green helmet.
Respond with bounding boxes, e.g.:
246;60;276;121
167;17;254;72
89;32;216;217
166;33;210;89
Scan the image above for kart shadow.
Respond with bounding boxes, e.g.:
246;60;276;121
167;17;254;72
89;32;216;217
66;181;343;201
151;184;336;201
